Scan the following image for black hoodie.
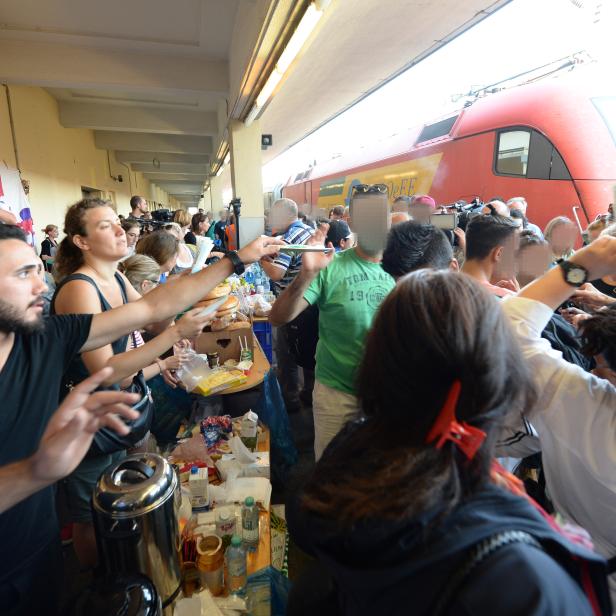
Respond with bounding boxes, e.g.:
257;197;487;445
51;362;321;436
288;474;611;615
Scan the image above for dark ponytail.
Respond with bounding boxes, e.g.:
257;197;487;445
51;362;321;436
53;198;110;282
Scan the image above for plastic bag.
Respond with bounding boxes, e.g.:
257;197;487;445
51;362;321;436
253;371;297;483
247;566;292;616
176;351;212;392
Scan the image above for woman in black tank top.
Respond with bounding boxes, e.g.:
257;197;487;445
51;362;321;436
51;198;210;567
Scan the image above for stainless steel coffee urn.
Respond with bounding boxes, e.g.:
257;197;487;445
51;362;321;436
92;453;182;609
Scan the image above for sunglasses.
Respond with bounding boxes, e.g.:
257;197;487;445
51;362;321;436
352;183;388;195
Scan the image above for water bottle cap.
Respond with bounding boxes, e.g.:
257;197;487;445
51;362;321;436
231;535;242;547
191;466;198;474
244;496;255;507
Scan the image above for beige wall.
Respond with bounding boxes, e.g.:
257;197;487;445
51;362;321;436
0;85;180;244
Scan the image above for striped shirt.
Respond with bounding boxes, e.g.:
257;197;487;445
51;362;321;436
271;220;314;295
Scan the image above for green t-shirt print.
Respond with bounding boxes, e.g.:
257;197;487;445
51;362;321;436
303;248;394;395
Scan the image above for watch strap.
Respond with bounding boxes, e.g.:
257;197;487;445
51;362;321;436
227;250;245;275
558;260;588;287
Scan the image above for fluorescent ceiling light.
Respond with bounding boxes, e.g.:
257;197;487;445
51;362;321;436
215;165;224;177
224;152;231;165
276;3;323;73
256;68;283;107
245;103;261;127
245;1;325;125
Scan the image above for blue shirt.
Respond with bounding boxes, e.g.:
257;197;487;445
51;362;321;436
271;220;314;295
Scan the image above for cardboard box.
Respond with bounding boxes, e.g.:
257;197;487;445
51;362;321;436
194;327;254;363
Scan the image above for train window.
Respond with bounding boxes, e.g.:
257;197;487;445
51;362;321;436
549;149;571;180
495;129;571;180
496;130;530;176
527;131;552;179
416;115;458;143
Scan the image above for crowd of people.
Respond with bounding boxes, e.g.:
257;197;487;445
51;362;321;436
267;192;616;614
2;187;616;615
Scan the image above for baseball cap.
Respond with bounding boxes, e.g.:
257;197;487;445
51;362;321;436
326;220;352;248
412;195;436;208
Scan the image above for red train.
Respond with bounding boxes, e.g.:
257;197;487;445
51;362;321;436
283;71;616;231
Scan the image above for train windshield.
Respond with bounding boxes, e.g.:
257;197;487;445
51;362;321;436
592;97;616;145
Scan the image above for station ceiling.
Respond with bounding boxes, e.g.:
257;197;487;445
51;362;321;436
0;0;511;206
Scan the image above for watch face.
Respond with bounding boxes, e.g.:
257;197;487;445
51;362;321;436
568;267;586;284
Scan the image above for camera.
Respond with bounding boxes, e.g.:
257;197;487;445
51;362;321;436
430;212;458;231
151;209;174;224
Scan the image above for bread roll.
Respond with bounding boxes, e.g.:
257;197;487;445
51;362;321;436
196;296;228;309
203;283;231;300
226;321;251;331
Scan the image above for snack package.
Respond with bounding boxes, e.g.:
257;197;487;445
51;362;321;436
200;415;233;449
193;369;247;397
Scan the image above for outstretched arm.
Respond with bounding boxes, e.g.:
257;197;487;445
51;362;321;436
0;368;139;513
84;236;283;352
270;229;334;327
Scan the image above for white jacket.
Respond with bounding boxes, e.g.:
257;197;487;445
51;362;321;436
503;295;616;600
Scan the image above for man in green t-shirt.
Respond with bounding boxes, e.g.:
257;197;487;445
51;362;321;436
271;217;394;459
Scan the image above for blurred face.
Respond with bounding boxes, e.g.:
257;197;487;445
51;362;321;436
0;240;48;334
517;243;551;287
511;200;527;216
74;206;127;261
493;233;519;281
409;204;434;224
352;194;391;256
48;227;59;239
550;223;576;254
137;199;148;214
199;219;209;233
125;225;140;248
270;206;294;234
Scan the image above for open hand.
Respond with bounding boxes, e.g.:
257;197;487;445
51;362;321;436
31;367;140;483
302;229;335;274
571;283;615;310
238;235;285;265
175;308;213;340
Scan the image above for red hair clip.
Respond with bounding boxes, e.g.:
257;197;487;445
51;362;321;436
425;380;486;460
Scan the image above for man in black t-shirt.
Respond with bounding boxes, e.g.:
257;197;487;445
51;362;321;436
0;225;283;615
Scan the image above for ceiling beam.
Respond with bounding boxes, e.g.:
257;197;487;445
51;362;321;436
0;39;229;95
159;183;203;197
115;151;210;165
131;162;209;174
59;102;218;136
95;132;212;154
143;172;206;182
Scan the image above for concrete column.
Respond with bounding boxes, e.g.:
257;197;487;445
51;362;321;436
209;174;224;215
229;119;264;245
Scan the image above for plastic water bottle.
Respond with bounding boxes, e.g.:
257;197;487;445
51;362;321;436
261;272;270;293
241;496;259;550
225;535;247;595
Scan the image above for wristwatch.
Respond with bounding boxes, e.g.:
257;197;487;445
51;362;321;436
226;250;245;276
558;260;588;287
